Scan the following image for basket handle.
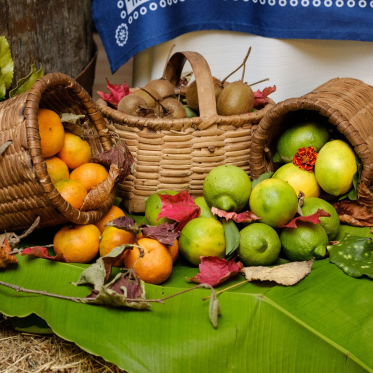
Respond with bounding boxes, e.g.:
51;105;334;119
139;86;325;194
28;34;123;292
164;51;217;119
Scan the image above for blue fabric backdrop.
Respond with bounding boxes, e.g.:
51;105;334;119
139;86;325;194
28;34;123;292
92;0;373;73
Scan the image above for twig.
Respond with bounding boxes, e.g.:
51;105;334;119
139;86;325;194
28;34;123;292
221;47;252;84
249;78;270;87
202;280;249;301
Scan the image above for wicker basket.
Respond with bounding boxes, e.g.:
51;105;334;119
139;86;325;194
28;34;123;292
96;51;274;213
249;77;373;204
0;72;115;231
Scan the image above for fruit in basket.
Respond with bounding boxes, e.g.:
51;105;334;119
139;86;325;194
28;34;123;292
54;224;101;263
272;163;320;198
301;198;340;240
249;179;298;228
38;108;65;158
273;121;330;163
95;205;126;234
55;179;87;209
161;97;187;119
280;221;329;261
117;94;148;116
134;87;162;108
194;196;215;218
144;79;175;99
57;132;91;169
70;163;109;192
123;237;173;284
315;140;357;196
179;217;226;265
145;190;179;226
238;223;281;266
45;156;69;185
203;165;252;212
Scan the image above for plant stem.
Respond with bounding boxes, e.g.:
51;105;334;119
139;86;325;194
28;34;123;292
249;78;270;87
202;280;249;301
221;47;252;85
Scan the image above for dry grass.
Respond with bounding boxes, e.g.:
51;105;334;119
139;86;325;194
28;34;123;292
0;315;127;373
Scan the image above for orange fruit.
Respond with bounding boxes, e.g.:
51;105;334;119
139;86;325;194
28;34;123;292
38;108;65;158
54;224;101;263
100;226;136;266
55;179;87;209
58;132;92;169
169;239;179;263
95;205;126;234
70;163;109;192
45;156;69;185
123;237;173;284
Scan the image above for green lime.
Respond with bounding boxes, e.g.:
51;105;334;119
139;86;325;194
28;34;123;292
301;197;340;240
249;179;298;228
280;221;329;261
238;223;281;266
194;196;216;218
179;217;226;265
145;190;178;226
275;121;330;163
203;165;252;212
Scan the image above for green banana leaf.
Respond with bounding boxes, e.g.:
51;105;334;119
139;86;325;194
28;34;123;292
0;227;373;373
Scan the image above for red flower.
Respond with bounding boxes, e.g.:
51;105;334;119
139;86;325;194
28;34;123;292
293;147;317;172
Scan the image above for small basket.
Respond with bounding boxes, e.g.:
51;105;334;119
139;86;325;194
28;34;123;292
96;51;274;213
249;77;373;204
0;73;115;231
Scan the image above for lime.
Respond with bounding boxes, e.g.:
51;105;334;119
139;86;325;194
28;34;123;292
275;121;330;163
315;140;357;196
203;165;251;212
179;217;226;265
249;179;298;228
272;163;320;198
194;196;216;218
301;197;340;240
145;190;178;226
238;223;281;266
280;221;329;261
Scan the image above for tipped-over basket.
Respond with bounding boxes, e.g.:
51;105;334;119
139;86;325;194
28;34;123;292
249;77;373;206
96;51;274;213
0;73;115;231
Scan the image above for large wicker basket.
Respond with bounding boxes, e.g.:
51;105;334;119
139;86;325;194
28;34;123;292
0;73;115;231
96;51;274;213
249;77;373;205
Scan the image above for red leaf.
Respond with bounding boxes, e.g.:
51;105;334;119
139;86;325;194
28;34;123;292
211;207;261;223
278;209;331;228
254;85;276;107
21;247;70;263
97;79;131;108
158;191;201;232
186;256;244;287
141;223;179;246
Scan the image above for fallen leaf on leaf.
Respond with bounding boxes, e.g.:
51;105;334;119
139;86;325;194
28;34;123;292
0;238;18;268
186;256;244;287
242;259;315;286
333;200;373;227
97;79;131;108
278;209;330;228
158;191;201;232
356;183;373;210
297;191;305;216
211;207;261;223
21;247;69;262
106;216;140;235
141;223;179;246
254;85;276;107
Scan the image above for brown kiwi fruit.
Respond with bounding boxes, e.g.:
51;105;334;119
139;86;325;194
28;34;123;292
217;81;254;116
144;79;175;99
117;94;147;116
161;97;187;119
134;88;162;108
185;77;223;112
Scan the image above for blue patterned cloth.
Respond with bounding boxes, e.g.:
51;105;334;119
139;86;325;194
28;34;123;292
92;0;373;73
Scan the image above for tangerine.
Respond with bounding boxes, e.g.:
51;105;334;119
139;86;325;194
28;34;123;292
38;108;65;158
54;224;101;263
70;163;109;192
55;179;87;209
58;132;91;169
94;205;126;234
123;237;173;284
45;156;69;185
169;239;179;263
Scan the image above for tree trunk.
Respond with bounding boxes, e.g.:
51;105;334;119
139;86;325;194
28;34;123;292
0;0;95;93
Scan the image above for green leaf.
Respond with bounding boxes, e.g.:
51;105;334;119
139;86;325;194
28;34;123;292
335;224;373;242
251;172;274;190
9;62;44;98
0;36;14;89
222;219;240;256
0;68;6;101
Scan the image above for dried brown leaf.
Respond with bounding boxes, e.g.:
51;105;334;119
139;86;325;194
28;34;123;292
333;200;373;227
357;183;373;210
0;238;18;268
241;259;315;286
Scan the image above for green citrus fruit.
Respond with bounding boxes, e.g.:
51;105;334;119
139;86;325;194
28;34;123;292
145;190;178;226
194;196;216;218
315;140;357;196
249;179;298;228
272;163;320;198
300;197;340;240
275;121;330;163
179;217;226;265
203;165;251;212
280;221;329;261
238;223;281;266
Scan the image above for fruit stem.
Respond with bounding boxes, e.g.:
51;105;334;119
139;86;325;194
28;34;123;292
221;46;252;85
249;78;270;87
162;43;176;79
139;87;169;117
